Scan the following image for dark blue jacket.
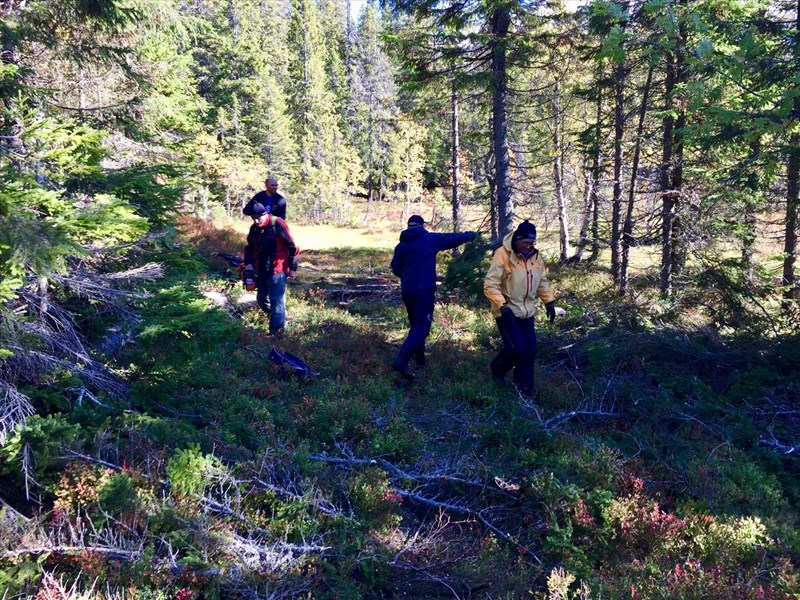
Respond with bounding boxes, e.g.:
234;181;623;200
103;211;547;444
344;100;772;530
391;227;477;292
244;192;287;220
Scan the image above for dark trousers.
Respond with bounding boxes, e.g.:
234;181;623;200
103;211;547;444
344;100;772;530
394;288;435;368
491;313;537;395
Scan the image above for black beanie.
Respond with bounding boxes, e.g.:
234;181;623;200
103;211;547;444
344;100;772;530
512;220;537;244
244;202;268;217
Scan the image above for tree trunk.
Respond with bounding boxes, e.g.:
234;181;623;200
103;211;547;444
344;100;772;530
671;44;687;278
661;0;687;296
743;196;757;284
452;80;462;241
660;49;677;295
553;79;571;263
588;66;604;263
620;64;653;296
783;0;800;307
491;7;513;239
610;60;625;283
784;134;799;306
315;183;322;223
742;139;760;285
573;164;594;263
573;70;603;264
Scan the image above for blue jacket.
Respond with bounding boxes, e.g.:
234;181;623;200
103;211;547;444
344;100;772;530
391;227;477;292
244;192;287;220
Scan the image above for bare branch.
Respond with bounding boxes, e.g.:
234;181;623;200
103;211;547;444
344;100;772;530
0;544;141;562
759;436;800;456
0;381;34;445
310;450;543;563
49;262;162;305
396;488;542;563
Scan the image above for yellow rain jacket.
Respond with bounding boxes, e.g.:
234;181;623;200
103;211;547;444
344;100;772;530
484;230;555;319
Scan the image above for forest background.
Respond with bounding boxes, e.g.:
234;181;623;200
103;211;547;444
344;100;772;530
3;0;800;598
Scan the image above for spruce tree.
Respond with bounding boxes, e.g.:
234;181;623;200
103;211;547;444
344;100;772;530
349;4;399;208
286;0;353;219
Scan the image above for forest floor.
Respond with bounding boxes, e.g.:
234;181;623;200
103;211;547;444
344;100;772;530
175;207;800;597
4;205;800;599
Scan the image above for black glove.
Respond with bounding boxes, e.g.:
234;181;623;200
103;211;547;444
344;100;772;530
500;305;513;318
545;301;556;323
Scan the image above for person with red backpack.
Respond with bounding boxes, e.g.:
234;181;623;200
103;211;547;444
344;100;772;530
243;202;299;337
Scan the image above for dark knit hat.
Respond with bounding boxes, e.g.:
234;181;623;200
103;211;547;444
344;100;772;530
512;220;537;244
245;202;268;217
407;214;425;227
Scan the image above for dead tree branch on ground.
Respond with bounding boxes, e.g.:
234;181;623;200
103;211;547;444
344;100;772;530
309;448;543;564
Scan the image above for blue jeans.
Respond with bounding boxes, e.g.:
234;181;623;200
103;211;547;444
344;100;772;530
256;272;287;332
394;288;435;368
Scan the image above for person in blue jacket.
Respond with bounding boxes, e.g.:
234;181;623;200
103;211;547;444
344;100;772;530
243;177;287;220
390;215;478;380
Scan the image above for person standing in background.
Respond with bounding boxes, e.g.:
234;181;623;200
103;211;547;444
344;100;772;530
244;177;287;220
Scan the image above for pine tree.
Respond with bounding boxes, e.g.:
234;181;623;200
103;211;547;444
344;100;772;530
382;0;540;238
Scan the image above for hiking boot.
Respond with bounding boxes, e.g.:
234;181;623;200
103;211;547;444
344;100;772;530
413;350;426;368
269;328;285;339
392;361;415;381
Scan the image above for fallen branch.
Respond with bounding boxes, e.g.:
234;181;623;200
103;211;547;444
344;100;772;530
251;478;342;518
310;450;542;563
0;545;141;562
396;488;542;563
759;436;800;456
63;450;343;520
0;381;35;445
311;449;517;500
327;283;399;304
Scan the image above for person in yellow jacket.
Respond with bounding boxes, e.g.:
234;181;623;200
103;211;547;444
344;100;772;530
483;220;556;399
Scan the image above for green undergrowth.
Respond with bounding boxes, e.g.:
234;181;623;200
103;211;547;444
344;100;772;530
2;224;800;599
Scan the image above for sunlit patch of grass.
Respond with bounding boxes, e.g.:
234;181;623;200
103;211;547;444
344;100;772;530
208;215;399;250
177;216;245;257
301;247;395;279
293;223;397;250
431;301;485;344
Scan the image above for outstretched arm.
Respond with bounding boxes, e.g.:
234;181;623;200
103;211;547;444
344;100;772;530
435;231;478;251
